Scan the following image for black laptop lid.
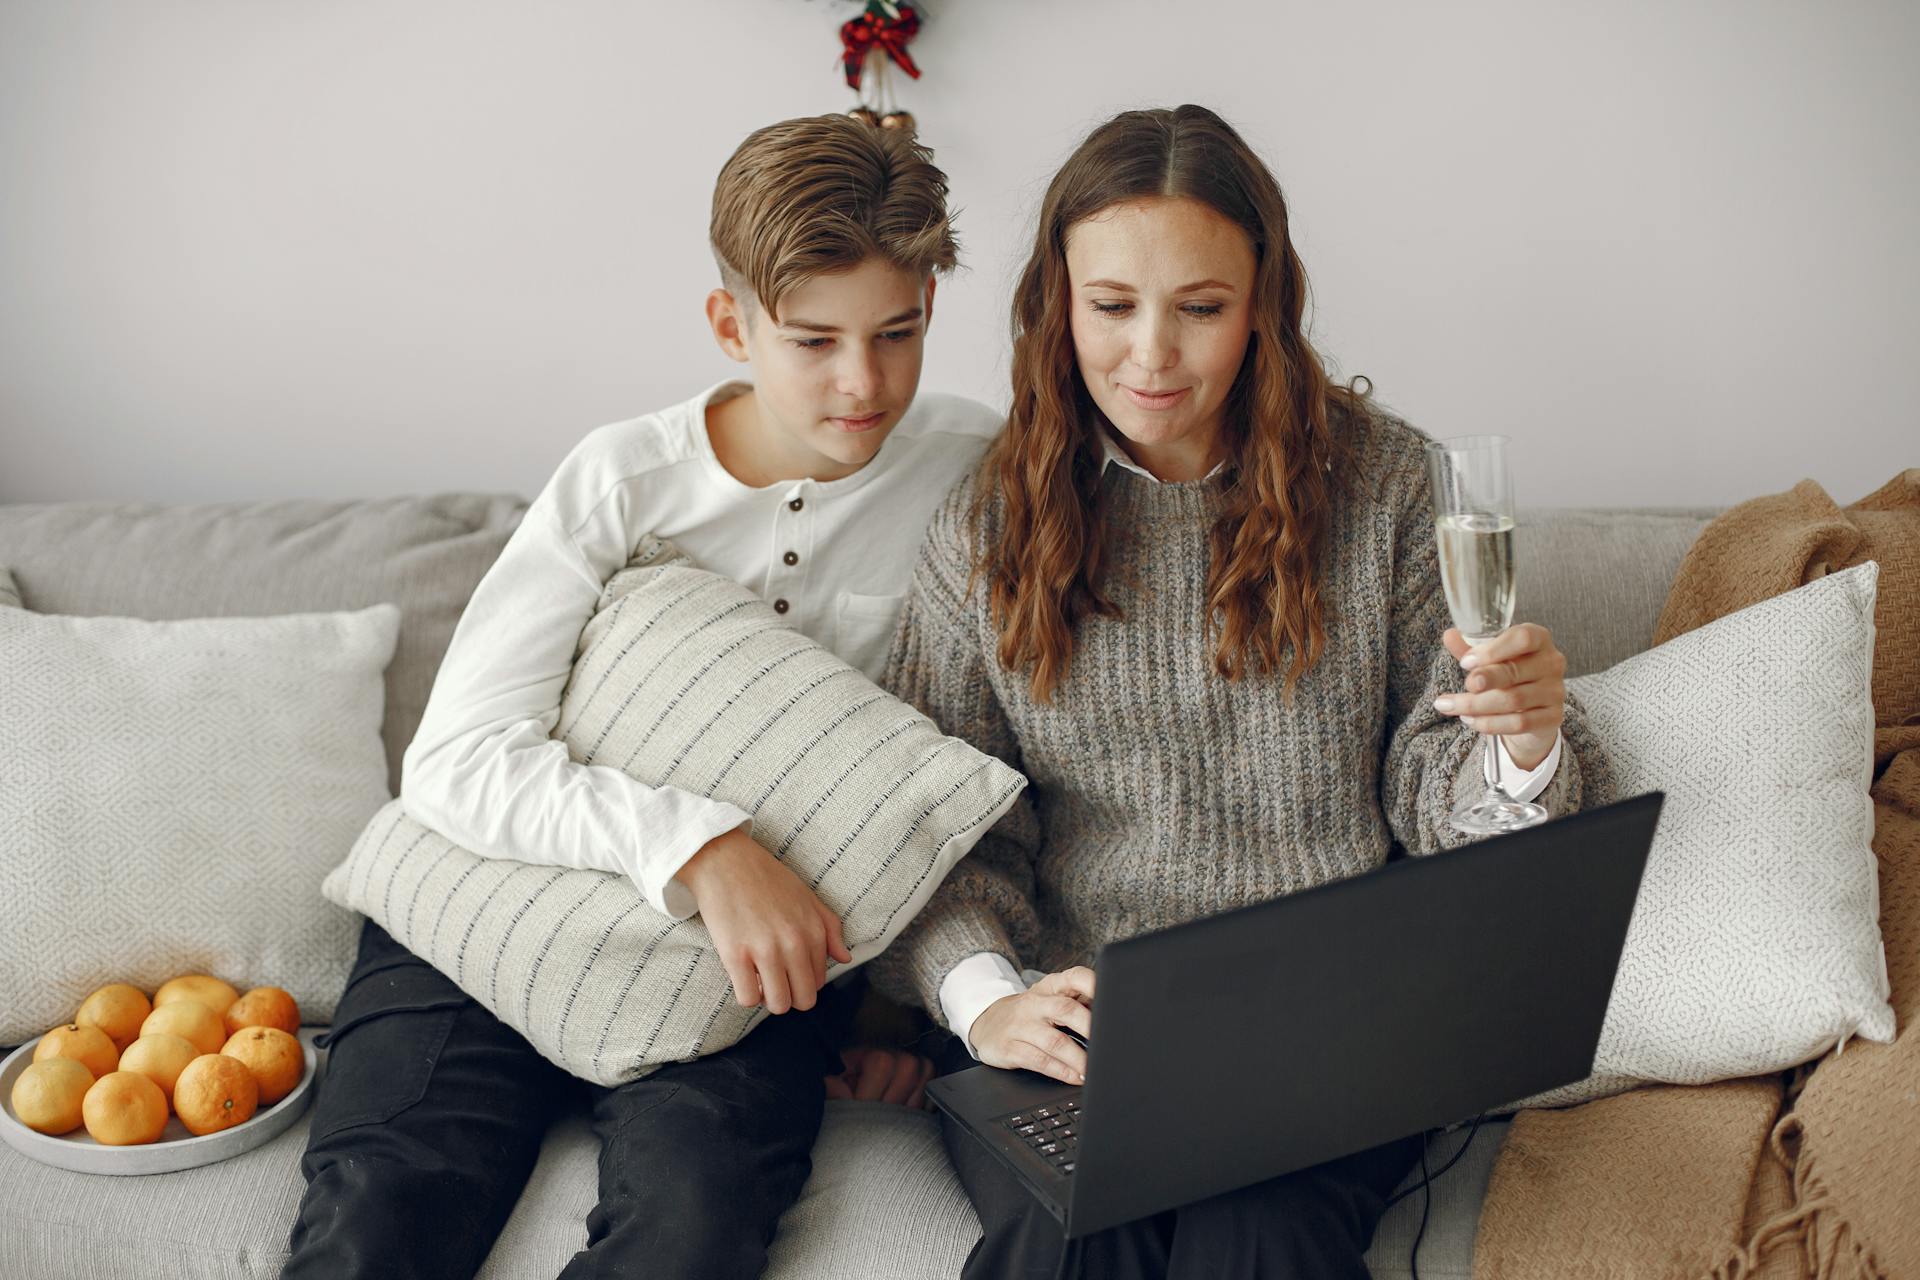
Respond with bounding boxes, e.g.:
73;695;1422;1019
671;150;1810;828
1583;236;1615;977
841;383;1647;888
1065;792;1662;1238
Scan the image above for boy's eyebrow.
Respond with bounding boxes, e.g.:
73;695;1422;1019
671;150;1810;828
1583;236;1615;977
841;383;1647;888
778;308;925;334
1080;278;1239;293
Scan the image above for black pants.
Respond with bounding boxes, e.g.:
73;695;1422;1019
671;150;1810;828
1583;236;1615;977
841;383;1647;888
933;1035;1424;1280
283;919;852;1280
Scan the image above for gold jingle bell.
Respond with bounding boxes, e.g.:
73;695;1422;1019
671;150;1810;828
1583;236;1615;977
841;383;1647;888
847;106;881;127
878;110;916;134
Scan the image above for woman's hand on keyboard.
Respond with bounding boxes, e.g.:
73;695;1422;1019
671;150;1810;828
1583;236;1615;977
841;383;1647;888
967;966;1096;1085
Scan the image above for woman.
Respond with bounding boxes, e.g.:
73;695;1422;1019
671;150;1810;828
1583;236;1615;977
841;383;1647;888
868;105;1614;1279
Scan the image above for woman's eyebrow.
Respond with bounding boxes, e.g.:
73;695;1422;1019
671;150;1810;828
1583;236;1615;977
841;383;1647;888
1078;278;1238;293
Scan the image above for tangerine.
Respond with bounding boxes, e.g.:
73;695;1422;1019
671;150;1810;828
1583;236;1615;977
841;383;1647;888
81;1071;169;1146
117;1033;200;1102
33;1023;119;1080
153;975;241;1019
75;984;152;1053
220;1026;304;1104
223;986;301;1037
10;1058;94;1136
140;1001;226;1056
172;1054;257;1136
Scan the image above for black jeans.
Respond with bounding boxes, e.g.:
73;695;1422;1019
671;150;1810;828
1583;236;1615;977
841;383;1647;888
932;1034;1424;1280
283;919;852;1280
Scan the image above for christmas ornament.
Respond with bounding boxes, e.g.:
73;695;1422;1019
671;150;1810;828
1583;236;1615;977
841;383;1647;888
834;1;923;135
840;2;921;91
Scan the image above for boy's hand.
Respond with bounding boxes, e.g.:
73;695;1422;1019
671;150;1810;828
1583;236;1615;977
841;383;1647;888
678;828;853;1014
824;1047;935;1109
966;967;1095;1086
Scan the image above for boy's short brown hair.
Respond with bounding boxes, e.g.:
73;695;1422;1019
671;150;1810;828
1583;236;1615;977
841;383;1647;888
710;114;959;323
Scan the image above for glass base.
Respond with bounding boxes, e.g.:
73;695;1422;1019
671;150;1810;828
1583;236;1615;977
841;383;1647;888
1448;793;1549;836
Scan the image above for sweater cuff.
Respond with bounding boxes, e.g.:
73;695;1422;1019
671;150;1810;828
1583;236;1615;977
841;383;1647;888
904;903;1023;1028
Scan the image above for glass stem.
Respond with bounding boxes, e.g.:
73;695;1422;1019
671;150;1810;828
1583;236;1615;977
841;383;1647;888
1484;733;1509;797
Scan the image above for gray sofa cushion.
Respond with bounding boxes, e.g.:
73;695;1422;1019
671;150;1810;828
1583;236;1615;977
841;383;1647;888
0;495;526;792
1517;507;1716;677
0;1039;1506;1279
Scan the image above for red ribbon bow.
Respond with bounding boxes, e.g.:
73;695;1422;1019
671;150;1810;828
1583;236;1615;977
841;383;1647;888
841;4;921;91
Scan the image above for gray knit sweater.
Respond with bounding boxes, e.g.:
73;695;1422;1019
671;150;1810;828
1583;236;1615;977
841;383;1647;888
868;404;1615;1024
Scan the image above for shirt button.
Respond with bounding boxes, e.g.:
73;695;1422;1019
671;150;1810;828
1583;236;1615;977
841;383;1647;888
782;551;799;566
773;599;790;614
788;497;804;512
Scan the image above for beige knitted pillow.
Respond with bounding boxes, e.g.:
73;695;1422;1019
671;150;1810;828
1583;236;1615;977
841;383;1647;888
323;536;1026;1086
0;579;397;1046
1506;564;1891;1110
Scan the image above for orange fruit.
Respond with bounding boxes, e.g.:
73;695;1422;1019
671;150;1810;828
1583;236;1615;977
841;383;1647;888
224;987;301;1037
172;1054;257;1135
10;1058;94;1136
81;1071;169;1146
153;975;241;1019
117;1033;200;1102
75;984;152;1053
140;1002;226;1057
33;1023;120;1080
220;1027;304;1105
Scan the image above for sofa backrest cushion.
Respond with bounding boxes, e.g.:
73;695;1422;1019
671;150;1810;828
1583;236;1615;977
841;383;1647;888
0;495;526;793
1516;508;1718;677
0;497;1717;783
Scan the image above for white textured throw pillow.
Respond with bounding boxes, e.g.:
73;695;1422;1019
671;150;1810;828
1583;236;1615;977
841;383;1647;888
1510;563;1893;1109
324;536;1026;1086
0;591;399;1046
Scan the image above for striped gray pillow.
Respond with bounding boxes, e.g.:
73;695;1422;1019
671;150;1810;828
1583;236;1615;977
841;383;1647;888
323;536;1025;1085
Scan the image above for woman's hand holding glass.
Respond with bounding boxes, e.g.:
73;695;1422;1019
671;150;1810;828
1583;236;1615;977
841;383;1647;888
1434;623;1567;772
967;966;1096;1086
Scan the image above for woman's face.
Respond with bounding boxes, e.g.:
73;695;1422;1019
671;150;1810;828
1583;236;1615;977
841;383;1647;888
1064;197;1257;481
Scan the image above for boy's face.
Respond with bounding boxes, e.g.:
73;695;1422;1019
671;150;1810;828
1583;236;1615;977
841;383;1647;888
707;257;935;480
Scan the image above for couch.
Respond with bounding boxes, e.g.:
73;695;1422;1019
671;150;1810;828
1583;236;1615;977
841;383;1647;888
0;494;1721;1279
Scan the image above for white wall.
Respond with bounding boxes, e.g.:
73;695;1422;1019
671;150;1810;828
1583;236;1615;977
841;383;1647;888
2;0;1914;507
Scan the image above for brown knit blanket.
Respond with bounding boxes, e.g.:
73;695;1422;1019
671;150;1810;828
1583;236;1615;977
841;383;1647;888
1472;470;1920;1280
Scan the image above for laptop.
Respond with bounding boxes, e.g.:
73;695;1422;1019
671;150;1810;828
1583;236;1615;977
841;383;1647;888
927;790;1663;1239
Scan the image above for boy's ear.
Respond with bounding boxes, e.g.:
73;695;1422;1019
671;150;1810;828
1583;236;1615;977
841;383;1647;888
705;288;752;363
922;275;937;329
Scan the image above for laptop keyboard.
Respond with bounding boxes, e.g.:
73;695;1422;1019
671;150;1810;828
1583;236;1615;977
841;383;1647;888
998;1095;1083;1176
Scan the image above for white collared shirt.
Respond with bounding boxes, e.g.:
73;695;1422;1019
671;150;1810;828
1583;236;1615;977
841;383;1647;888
938;428;1564;1056
401;380;1001;919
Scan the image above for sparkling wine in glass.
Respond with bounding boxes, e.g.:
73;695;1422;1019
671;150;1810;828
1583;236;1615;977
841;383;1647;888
1425;435;1547;835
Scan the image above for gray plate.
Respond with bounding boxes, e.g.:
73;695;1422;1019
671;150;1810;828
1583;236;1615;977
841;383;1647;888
0;1027;320;1175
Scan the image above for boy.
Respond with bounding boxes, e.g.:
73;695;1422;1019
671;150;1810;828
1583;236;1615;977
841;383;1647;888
283;114;999;1280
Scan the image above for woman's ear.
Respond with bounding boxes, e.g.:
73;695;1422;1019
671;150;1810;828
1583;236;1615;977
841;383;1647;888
705;288;752;363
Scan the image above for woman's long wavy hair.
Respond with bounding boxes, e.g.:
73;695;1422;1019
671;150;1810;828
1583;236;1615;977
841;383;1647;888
980;103;1367;702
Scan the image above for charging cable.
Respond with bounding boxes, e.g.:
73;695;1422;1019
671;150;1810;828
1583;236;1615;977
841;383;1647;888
1380;1111;1490;1280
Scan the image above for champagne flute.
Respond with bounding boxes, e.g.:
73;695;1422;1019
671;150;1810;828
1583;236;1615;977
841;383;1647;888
1425;435;1548;835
